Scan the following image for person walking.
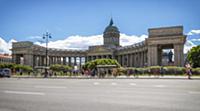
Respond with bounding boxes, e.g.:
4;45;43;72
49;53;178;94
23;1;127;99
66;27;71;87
185;63;192;79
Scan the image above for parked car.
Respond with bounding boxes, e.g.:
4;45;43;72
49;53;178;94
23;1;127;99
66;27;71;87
0;68;11;78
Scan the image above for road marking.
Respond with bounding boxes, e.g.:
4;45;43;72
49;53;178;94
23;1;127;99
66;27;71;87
129;83;136;86
4;90;45;95
154;85;166;88
93;82;100;85
34;86;66;89
111;82;117;85
188;91;200;95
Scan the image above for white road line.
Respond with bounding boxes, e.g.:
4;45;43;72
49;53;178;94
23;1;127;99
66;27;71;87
154;85;166;88
93;82;100;85
129;83;136;86
34;86;66;89
188;91;200;95
111;82;117;85
4;90;45;95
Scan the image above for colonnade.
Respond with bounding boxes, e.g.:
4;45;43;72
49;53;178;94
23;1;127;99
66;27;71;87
33;56;85;67
116;50;148;67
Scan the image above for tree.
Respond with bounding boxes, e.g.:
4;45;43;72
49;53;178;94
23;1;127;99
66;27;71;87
50;64;72;72
187;45;200;68
83;59;121;70
14;64;33;72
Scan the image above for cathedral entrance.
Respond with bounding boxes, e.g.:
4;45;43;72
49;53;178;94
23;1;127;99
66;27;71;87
158;44;174;66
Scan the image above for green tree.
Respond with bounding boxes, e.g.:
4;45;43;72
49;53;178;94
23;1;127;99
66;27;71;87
50;64;72;72
83;59;121;70
187;45;200;68
14;64;33;72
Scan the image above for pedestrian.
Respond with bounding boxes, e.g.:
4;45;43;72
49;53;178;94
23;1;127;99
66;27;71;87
185;63;192;79
54;72;57;77
28;71;31;77
20;71;22;76
160;66;164;76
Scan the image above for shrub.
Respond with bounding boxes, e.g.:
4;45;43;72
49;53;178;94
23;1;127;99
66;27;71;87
50;64;72;72
149;66;161;75
164;66;185;75
83;59;121;70
192;68;200;75
116;67;126;76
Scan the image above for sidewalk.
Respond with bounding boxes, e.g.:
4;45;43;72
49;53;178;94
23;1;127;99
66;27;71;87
11;75;200;79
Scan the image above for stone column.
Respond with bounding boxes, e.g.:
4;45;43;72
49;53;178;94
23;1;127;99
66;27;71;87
85;56;88;62
24;54;34;67
134;53;137;67
63;57;66;65
141;52;144;67
121;55;124;67
38;56;41;66
157;47;162;66
118;55;121;66
88;56;91;61
79;57;82;67
57;57;60;64
127;54;130;67
50;56;53;65
68;57;71;66
144;51;146;66
148;45;158;66
52;57;55;64
55;57;58;64
174;44;184;66
34;56;38;66
12;54;17;64
138;52;141;67
131;54;134;67
130;54;133;67
41;56;44;66
74;57;77;65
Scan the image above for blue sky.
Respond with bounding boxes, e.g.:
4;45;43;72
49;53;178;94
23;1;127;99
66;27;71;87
0;0;200;53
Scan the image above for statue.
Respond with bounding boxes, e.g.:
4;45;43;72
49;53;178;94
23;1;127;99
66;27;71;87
168;50;173;62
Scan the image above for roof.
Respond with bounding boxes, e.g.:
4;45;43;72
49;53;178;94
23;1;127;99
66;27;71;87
0;54;12;59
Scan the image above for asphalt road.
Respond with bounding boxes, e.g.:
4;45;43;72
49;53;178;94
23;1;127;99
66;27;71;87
0;78;200;111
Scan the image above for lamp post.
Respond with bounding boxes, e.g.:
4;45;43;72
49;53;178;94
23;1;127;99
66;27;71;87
43;32;52;77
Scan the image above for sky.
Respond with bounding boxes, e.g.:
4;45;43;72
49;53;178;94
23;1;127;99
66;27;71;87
0;0;200;54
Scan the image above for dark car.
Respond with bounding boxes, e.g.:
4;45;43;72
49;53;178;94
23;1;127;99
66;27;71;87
0;68;11;78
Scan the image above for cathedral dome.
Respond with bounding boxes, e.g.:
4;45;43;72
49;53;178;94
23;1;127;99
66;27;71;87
103;18;120;34
104;25;119;34
103;18;120;47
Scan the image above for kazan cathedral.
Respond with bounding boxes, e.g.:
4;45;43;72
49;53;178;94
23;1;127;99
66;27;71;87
12;19;186;68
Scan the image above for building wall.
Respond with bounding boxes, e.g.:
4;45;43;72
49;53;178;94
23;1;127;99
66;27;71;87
0;54;12;64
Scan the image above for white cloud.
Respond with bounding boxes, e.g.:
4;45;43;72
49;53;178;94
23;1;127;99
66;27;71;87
120;34;147;46
0;37;17;54
187;29;200;35
190;38;200;42
184;40;196;53
35;35;103;50
29;36;42;39
35;33;148;50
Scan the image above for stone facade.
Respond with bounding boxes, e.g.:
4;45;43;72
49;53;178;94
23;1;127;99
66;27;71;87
11;19;186;68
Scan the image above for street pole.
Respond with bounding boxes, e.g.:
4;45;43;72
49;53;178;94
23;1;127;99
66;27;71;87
43;32;52;77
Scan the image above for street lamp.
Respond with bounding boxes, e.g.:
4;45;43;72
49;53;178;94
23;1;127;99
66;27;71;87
43;32;52;77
